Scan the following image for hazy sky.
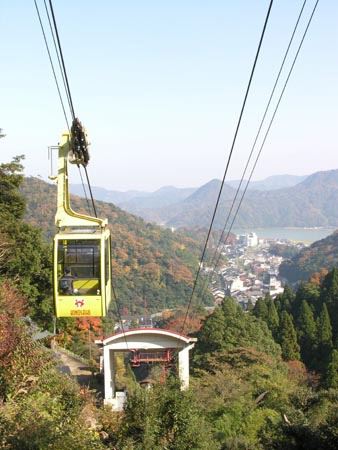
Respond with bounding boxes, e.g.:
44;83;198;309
1;1;337;191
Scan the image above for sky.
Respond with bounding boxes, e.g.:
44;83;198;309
1;0;337;191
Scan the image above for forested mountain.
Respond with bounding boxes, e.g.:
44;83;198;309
124;170;338;228
280;230;338;283
21;176;211;313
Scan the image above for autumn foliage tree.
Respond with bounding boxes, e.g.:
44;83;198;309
0;157;53;328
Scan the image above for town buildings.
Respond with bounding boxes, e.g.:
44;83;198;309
207;232;302;309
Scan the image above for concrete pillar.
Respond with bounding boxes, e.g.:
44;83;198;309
103;346;115;401
178;344;194;390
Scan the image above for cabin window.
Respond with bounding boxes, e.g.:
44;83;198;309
57;239;101;295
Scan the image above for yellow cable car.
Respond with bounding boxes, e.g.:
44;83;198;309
52;127;112;317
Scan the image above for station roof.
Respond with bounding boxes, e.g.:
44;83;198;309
96;327;197;350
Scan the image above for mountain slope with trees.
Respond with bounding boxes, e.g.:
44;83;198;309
280;230;338;283
21;175;212;314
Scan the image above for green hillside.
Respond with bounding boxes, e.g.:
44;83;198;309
280;230;338;283
21;176;212;313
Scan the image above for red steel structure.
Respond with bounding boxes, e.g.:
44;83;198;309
130;349;174;368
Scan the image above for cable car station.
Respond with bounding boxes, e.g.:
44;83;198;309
96;328;197;411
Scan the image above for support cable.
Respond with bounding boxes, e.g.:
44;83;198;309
84;166;98;218
43;0;73;117
47;0;98;217
181;0;274;333
204;0;320;301
33;0;70;130
48;0;76;120
199;0;308;297
78;166;92;214
34;0;92;215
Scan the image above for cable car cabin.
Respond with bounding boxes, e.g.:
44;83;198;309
54;229;111;317
51;130;112;317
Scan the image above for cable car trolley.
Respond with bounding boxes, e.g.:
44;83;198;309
52;120;112;317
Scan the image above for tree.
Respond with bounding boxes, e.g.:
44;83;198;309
326;349;338;389
274;285;294;315
196;296;280;365
221;295;239;318
320;268;338;342
196;306;226;355
297;300;317;368
253;297;268;321
0;156;26;221
281;285;295;309
246;298;254;312
0;157;53;328
316;303;333;373
278;311;300;361
266;295;280;338
293;282;320;317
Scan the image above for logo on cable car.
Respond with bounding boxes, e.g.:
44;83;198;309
75;298;85;308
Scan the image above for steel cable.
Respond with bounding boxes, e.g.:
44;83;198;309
198;0;309;300
203;0;320;304
181;0;275;333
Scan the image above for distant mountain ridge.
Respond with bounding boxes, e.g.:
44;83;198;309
71;173;310;224
70;185;150;205
160;170;338;229
70;184;197;212
119;186;197;214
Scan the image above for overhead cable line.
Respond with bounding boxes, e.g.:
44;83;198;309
84;167;98;218
181;0;275;333
47;0;76;120
204;0;320;301
43;0;73;123
47;0;98;217
34;0;92;215
199;0;309;297
33;0;70;130
78;166;92;213
42;0;93;215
